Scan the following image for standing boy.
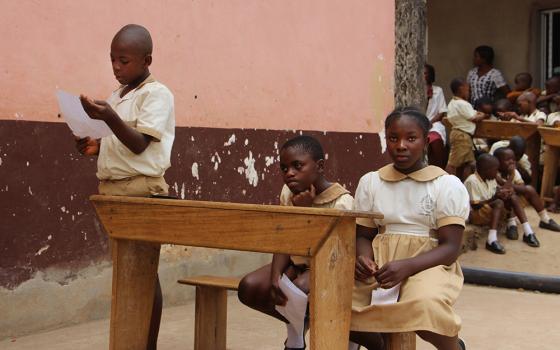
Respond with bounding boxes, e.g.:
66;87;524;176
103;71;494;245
445;78;488;180
75;24;175;349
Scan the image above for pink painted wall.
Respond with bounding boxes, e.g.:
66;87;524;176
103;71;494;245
0;0;394;133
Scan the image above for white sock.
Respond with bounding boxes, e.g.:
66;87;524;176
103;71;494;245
487;229;498;243
348;341;360;350
507;217;517;227
539;210;551;223
285;323;305;348
522;222;534;236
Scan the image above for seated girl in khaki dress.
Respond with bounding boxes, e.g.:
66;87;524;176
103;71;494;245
238;135;356;350
350;108;470;350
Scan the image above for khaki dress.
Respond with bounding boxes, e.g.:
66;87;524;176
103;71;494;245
351;165;470;337
280;183;353;266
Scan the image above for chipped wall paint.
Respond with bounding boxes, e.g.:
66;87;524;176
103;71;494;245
0;0;394;133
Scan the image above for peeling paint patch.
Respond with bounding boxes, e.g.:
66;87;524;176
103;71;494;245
180;183;186;199
224;134;236;146
191;163;199;180
265;156;275;167
211;152;221;171
378;129;387;153
60;206;66;213
241;151;259;187
244;139;249;146
35;245;50;256
28;186;33;195
0;157;2;166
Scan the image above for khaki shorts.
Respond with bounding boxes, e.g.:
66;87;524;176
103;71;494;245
470;203;507;225
448;129;475;168
98;175;169;197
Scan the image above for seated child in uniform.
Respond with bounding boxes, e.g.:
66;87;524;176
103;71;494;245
537;75;560;114
465;154;527;254
238;135;358;350
506;72;541;105
489;136;532;184
445;78;488;180
472;97;494;152
351;107;468;350
75;24;175;349
495;148;560;247
494;98;513;115
500;92;547;124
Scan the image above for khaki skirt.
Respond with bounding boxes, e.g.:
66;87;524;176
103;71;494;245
351;233;463;337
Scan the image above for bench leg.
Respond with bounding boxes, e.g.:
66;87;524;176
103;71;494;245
386;332;416;350
194;286;227;350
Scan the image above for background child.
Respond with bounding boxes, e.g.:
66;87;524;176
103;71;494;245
425;63;448;169
489;136;532;184
464;154;528;254
446;78;488;180
495;148;560;247
537;75;560;114
507;72;541;105
499;92;546;124
237;135;355;350
473;97;494;152
75;24;175;349
351;107;468;350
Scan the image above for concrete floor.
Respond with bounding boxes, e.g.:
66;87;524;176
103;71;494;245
2;285;559;350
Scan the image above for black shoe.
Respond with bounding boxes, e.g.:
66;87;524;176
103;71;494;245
458;338;466;350
523;233;540;247
539;219;560;232
485;241;506;254
505;225;518;240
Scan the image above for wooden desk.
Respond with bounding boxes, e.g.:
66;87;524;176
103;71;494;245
91;195;382;350
538;127;560;202
473;120;541;188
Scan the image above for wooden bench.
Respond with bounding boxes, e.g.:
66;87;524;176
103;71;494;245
179;275;416;350
178;275;240;350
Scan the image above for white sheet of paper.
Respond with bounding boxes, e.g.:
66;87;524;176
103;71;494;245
56;90;113;139
371;283;401;305
348;341;360;350
274;274;308;336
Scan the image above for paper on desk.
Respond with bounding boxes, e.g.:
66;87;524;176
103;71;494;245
56;90;112;139
371;283;401;305
275;274;308;336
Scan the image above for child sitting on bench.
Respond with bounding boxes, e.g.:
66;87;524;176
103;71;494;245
238;135;356;350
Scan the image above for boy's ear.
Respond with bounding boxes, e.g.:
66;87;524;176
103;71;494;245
316;159;325;173
144;54;152;67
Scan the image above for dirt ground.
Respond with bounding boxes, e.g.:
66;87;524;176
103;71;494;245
1;285;559;350
459;209;560;275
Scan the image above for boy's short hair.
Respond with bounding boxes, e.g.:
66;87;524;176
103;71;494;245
475;45;495;65
494;98;512;111
515;72;532;85
474;96;493;110
425;64;436;85
494;147;513;160
476;153;498;169
281;135;325;161
450;78;466;95
113;24;153;55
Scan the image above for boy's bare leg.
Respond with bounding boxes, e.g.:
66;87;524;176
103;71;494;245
510;194;541;247
548;187;560;213
486;199;506;254
147;276;162;350
519;185;560;231
416;330;463;350
349;331;385;350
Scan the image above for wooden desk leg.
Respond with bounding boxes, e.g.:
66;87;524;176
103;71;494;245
541;145;560;201
526;134;541;189
194;286;227;350
386;332;417;350
110;239;161;350
309;218;356;349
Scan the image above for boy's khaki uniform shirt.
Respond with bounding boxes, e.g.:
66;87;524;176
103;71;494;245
97;75;175;182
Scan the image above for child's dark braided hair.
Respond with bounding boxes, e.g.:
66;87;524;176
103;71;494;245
384;107;431;137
